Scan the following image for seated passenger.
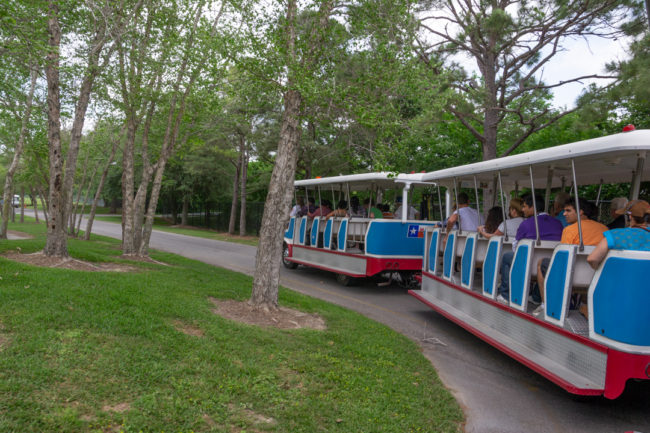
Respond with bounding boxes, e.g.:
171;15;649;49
364;198;383;218
290;197;304;217
395;196;420;220
552;192;571;228
308;199;332;218
349;196;367;218
532;197;608;316
587;200;650;269
478;198;525;244
297;197;316;217
496;194;563;303
477;206;504;238
445;192;482;233
606;197;628;229
380;203;394;219
324;200;348;220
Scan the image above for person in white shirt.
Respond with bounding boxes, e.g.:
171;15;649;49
446;192;481;232
394;196;420;220
290;197;304;217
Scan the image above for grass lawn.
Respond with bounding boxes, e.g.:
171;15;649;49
95;215;259;247
0;221;463;432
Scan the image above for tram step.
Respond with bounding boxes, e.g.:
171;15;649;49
413;289;604;392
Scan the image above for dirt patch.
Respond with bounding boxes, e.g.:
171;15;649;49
2;251;141;272
228;403;276;427
172;320;204;337
102;402;131;413
6;230;33;240
0;322;8;350
210;298;326;331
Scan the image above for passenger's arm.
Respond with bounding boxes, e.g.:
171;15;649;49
445;212;458;233
587;238;609;270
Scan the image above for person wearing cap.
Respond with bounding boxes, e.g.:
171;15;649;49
587;199;650;269
607;197;628;229
394;196;420;220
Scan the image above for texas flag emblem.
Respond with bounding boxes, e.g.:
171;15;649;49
407;224;425;238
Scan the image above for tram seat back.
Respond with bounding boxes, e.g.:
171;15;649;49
310;217;321;247
509;239;534;311
543;244;578;326
474;237;489;263
572;246;596;288
323;218;334;249
347;219;369;243
460;232;478;289
284;217;296;243
425;227;441;275
482;236;503;299
589;250;650;351
528;240;557;278
298;216;309;245
337;218;349;252
442;230;458;281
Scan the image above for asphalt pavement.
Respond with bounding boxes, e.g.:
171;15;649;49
14;212;650;433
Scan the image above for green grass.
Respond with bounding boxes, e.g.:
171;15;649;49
0;221;463;433
95;215;259;246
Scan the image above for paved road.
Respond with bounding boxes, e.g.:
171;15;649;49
19;213;650;433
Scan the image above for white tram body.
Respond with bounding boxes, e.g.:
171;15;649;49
283;173;437;283
405;130;650;398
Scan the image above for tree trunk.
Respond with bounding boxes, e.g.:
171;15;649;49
85;138;118;240
44;0;67;257
239;139;248;236
31;188;40;223
70;152;90;236
250;89;302;309
228;156;241;235
0;66;37;239
19;187;25;223
181;196;189;225
38;187;49;224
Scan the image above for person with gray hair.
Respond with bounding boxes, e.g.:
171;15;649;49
607;197;628;229
553;191;571;227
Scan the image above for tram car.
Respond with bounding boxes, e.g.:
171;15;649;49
405;129;650;398
282;172;437;286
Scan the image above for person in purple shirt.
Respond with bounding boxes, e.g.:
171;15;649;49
497;194;563;302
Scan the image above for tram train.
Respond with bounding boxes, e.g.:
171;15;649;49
283;129;650;399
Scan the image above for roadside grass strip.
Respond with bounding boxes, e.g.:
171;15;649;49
0;221;462;432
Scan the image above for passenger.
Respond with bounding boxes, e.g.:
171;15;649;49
290;197;304;217
364;198;383;218
606;197;628;229
532;197;608;316
496;194;563;303
324;200;348;220
394;196;420;220
477;206;504;238
553;192;571;227
308;199;332;218
587;200;650;269
349;196;367;218
298;197;316;217
445;192;482;233
381;204;394;219
478;198;525;242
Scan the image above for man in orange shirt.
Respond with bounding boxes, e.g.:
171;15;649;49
532;197;607;316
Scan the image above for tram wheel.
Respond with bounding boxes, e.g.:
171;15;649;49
336;273;358;286
282;243;298;269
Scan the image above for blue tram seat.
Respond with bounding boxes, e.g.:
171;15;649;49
310;217;320;247
509;239;534;312
482;236;503;299
323;218;333;249
298;216;308;245
426;228;441;275
442;230;457;281
589;250;650;349
460;232;478;289
284;217;296;242
543;244;577;326
337;218;348;252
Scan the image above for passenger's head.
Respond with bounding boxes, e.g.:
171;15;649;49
563;197;592;224
522;194;545;217
457;192;469;206
363;198;371;207
395;196;403;204
508;198;524;218
336;199;347;210
321;199;332;208
620;200;650;226
308;197;315;205
610;197;628;218
553;192;570;215
350;196;360;209
484;206;504;234
297;197;304;206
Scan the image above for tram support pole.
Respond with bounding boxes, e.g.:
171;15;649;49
401;184;411;221
544;167;554;217
630;151;646;200
528;165;540;245
570;159;584;252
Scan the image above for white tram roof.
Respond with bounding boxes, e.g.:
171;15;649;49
398;129;650;190
294;172;400;191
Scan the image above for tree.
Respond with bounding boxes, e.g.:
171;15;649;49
415;0;634;160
